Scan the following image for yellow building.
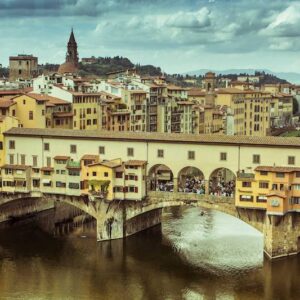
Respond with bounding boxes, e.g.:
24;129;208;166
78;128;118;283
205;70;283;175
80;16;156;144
192;105;224;134
236;166;300;215
0;116;20;166
1;164;32;193
87;159;147;201
80;154;100;194
72;92;103;130
216;88;271;136
13;93;47;128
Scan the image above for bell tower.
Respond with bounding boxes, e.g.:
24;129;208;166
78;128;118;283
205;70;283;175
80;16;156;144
66;28;79;67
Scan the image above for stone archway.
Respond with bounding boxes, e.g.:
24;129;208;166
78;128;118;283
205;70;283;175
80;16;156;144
148;164;174;192
177;166;205;194
209;168;236;197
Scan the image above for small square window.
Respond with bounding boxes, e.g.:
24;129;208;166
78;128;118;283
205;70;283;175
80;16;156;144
99;146;105;155
157;149;164;158
127;148;134;157
288;156;295;165
188;151;195;160
70;145;77;154
253;154;260;164
44;143;50;151
104;172;109;177
9;140;15;149
220;152;227;161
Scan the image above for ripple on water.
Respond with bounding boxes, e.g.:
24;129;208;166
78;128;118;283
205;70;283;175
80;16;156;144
162;208;264;276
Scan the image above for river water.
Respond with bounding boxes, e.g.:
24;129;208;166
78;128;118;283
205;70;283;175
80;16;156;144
0;207;299;300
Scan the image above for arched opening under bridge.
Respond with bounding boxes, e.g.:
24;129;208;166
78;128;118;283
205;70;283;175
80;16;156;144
209;168;236;197
177;167;205;194
148;164;174;192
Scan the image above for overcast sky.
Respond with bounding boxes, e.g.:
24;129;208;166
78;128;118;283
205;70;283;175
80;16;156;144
1;0;300;73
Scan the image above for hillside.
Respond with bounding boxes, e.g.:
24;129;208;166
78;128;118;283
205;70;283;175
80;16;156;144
79;56;162;77
186;68;297;84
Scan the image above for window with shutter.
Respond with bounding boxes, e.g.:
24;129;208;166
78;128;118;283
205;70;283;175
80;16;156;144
125;175;129;180
135;176;138;181
135;187;138;193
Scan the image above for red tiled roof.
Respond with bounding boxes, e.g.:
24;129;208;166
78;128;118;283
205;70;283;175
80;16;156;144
54;156;70;160
255;166;300;173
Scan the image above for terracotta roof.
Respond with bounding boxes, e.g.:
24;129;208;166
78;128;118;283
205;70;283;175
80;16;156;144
54;156;70;160
43;96;70;106
5;128;300;148
58;62;78;74
167;85;189;91
41;167;54;172
0;90;22;96
23;93;49;102
81;154;99;161
255;166;300;173
266;192;286;199
188;89;206;97
0;99;15;108
125;160;147;166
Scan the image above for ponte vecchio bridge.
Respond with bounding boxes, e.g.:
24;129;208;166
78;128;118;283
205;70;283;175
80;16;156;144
2;127;300;259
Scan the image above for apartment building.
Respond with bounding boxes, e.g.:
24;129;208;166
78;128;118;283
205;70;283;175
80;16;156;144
216;88;271;136
236;166;300;216
192;105;224;134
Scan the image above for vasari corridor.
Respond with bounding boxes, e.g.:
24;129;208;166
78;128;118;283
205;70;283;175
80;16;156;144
2;1;300;299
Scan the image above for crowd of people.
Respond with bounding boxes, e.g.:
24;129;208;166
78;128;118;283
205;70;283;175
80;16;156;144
150;174;236;198
151;180;174;192
178;176;205;194
209;179;235;197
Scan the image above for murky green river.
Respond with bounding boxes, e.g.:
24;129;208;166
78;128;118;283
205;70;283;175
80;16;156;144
0;207;299;300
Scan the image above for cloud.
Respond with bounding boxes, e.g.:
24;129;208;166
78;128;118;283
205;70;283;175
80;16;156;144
1;0;300;73
260;3;300;37
164;7;211;28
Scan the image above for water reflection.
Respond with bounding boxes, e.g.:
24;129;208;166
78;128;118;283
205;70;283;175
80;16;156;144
0;207;299;299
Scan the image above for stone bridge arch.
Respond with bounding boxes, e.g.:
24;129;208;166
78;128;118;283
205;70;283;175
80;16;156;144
177;166;205;194
209;167;236;197
148;164;174;192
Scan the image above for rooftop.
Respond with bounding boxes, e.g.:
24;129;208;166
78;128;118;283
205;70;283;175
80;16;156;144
4;128;300;148
255;166;300;173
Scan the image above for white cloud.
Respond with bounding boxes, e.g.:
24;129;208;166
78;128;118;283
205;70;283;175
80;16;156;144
164;7;211;28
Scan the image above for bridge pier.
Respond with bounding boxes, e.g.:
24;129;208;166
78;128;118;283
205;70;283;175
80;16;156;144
96;202;162;242
263;213;300;259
